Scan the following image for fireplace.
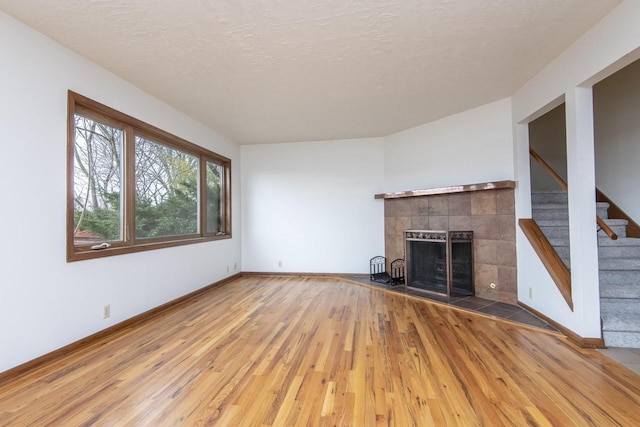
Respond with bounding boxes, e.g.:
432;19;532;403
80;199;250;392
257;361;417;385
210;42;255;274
404;230;474;296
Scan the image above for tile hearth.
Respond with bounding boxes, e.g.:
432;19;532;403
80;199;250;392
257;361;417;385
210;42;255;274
342;275;557;332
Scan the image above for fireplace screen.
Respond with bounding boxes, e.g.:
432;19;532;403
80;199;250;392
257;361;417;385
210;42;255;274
404;230;473;296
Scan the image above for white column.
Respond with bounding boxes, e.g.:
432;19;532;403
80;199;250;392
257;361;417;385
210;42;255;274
565;86;601;338
514;123;532;219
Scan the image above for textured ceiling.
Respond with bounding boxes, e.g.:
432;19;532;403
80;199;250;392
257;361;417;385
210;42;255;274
0;0;621;144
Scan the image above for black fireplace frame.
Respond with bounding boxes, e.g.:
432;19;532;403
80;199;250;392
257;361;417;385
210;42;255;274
404;229;474;297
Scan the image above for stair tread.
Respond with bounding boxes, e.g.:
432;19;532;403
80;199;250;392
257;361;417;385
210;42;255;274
537;218;628;226
531;190;566;194
532;202;609;209
532;204;569;210
598;237;640;246
600;284;640;299
548;237;640;247
599;259;640;270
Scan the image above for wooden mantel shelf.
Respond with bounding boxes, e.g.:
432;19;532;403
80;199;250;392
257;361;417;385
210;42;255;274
375;180;516;200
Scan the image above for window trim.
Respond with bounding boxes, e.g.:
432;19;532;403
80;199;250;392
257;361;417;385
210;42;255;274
67;91;231;262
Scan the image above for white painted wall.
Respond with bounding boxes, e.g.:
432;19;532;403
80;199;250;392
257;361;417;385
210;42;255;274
594;58;640;222
240;98;515;275
528;104;568;191
241;139;384;274
0;12;241;373
512;0;640;338
383;98;514;192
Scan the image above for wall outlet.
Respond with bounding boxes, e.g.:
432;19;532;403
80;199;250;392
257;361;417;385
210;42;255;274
278;260;283;268
234;262;238;270
529;287;533;299
103;304;111;319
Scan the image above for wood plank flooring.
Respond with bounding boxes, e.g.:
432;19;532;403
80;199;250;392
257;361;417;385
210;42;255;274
1;275;639;426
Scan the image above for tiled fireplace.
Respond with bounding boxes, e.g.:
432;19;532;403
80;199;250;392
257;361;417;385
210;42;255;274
380;181;517;304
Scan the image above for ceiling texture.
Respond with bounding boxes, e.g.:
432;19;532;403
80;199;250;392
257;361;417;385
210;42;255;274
0;0;621;144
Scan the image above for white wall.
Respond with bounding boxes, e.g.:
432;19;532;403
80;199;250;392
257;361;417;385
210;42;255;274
512;0;640;338
0;12;241;373
528;104;568;191
241;138;384;274
383;98;514;192
594;58;640;222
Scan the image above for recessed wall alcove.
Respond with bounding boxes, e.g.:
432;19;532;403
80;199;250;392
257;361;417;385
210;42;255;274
377;181;518;304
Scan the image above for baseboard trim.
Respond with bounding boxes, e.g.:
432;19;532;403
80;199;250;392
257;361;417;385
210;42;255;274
241;271;366;278
518;301;606;349
0;273;242;386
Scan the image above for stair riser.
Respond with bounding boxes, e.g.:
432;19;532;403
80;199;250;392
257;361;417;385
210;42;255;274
532;193;567;204
601;296;640;310
598;246;640;259
540;225;627;239
602;331;640;348
599;271;640;293
600;282;640;299
532;207;609;220
549;238;640;249
599;259;640;271
551;251;640;268
601;314;640;332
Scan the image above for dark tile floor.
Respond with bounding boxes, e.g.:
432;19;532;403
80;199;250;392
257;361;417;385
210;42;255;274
341;275;558;332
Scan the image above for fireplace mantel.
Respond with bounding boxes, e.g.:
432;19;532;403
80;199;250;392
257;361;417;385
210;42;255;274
375;180;516;200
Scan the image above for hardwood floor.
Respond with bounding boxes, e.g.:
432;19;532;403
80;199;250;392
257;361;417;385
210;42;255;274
1;275;639;426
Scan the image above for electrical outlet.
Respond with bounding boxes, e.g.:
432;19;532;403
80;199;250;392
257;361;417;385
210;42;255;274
234;262;238;270
278;260;283;268
529;287;533;299
103;304;110;319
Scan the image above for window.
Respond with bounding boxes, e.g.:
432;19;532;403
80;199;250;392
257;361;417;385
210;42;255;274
67;91;231;261
134;136;199;239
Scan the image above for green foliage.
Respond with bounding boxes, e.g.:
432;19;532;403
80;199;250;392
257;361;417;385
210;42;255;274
74;192;121;241
136;180;198;238
75;208;121;241
206;163;222;233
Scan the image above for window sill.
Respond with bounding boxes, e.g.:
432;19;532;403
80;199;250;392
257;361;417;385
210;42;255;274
67;234;232;262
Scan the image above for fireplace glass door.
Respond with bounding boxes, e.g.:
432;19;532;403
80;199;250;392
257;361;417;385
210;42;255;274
406;239;448;294
451;238;473;295
404;230;474;297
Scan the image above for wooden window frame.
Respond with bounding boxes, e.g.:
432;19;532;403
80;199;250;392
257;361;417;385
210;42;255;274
67;91;231;262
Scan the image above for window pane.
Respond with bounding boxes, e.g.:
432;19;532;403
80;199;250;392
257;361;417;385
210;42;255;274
206;161;224;234
73;115;123;245
135;136;199;238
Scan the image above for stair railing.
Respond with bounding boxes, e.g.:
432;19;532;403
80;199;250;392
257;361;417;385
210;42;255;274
530;148;617;240
519;218;573;310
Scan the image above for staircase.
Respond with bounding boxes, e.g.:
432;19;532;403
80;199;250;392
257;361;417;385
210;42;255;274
532;190;640;348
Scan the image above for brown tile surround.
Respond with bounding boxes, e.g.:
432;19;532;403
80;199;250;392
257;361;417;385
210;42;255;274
384;188;517;305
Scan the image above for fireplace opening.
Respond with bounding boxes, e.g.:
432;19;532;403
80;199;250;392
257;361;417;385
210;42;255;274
404;230;473;296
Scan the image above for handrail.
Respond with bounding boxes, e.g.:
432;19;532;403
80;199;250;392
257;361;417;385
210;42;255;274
596;217;618;240
519;219;573;311
529;149;567;191
529;148;617;240
596;188;640;238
